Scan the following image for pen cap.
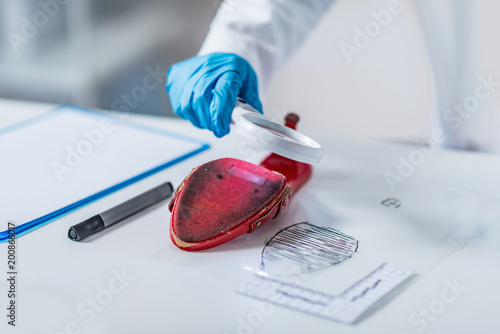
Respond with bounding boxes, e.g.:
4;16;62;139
68;215;105;241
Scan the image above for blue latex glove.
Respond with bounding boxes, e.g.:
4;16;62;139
166;53;263;138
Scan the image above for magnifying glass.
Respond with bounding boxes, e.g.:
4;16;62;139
231;98;324;164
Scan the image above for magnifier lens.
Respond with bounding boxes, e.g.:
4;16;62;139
254;122;298;141
232;101;324;164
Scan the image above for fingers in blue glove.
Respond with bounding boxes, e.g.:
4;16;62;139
210;72;241;138
166;53;263;137
167;66;203;129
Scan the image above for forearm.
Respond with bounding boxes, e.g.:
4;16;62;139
199;0;335;96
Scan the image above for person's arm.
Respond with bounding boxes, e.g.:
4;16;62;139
199;0;335;96
167;0;335;137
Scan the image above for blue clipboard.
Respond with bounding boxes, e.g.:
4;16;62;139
0;106;210;242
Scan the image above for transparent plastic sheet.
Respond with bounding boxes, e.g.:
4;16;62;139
149;153;500;300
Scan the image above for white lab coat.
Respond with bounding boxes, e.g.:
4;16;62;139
199;0;335;96
200;0;495;152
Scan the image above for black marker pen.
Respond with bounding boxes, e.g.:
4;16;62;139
68;182;173;241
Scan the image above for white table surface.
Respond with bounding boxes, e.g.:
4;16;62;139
1;98;500;334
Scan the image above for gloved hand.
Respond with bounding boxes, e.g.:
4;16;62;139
166;53;263;138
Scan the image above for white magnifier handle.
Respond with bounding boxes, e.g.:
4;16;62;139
231;99;260;123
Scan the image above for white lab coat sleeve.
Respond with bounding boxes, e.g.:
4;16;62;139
199;0;335;97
